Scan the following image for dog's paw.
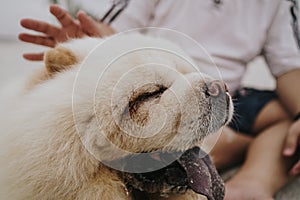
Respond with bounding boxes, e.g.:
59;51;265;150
44;47;77;76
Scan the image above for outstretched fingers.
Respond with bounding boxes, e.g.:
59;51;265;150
18;33;56;47
19;5;84;61
19;33;53;61
20;18;61;38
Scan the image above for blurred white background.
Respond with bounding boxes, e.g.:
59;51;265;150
0;0;299;89
0;0;52;85
0;0;52;39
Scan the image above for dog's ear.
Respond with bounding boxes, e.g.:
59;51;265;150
44;47;77;76
24;47;78;91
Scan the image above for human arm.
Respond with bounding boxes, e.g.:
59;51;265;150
263;0;300;175
19;4;115;61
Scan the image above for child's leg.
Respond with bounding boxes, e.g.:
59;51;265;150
224;100;296;199
205;87;296;199
206;97;294;199
207;100;289;170
204;127;253;169
225;120;293;200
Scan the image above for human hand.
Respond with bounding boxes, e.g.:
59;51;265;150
19;5;84;61
19;4;115;61
283;119;300;176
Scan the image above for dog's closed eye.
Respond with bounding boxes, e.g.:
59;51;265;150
124;84;168;125
129;84;167;111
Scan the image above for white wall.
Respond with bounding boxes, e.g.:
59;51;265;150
0;0;53;39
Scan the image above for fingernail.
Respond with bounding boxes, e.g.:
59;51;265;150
78;10;86;15
284;148;293;155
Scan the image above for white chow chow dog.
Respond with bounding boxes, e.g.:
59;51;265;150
0;34;233;200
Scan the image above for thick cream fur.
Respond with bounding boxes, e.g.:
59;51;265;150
0;34;230;199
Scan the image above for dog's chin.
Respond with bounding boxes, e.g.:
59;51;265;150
116;147;225;200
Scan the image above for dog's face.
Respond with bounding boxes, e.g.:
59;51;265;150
44;34;233;164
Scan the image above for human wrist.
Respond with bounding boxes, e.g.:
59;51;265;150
294;112;300;121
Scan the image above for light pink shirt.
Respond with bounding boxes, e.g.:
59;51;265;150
112;0;300;93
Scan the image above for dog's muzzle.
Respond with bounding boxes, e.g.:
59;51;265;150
117;147;225;200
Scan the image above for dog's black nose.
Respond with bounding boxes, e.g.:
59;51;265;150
206;80;228;97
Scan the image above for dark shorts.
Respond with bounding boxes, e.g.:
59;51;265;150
228;88;277;135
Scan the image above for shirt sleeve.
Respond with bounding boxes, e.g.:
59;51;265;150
263;0;300;77
110;0;159;32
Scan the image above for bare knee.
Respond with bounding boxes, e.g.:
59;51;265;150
253;100;290;134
